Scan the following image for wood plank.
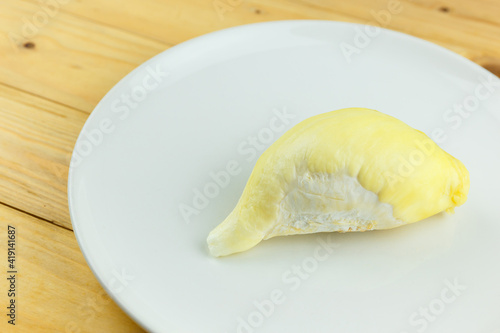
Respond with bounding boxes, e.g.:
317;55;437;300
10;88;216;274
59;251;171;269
0;204;144;332
0;84;83;229
17;0;500;74
0;0;172;113
1;0;499;117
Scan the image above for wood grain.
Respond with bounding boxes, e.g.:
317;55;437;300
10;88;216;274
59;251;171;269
1;0;498;118
0;83;82;229
0;0;171;113
17;0;500;70
0;203;144;333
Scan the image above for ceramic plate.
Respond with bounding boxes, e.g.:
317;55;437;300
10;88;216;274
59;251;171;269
68;20;500;333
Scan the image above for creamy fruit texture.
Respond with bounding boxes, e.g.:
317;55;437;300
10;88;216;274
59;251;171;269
207;108;470;257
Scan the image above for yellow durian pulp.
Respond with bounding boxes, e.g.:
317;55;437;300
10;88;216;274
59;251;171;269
207;108;469;257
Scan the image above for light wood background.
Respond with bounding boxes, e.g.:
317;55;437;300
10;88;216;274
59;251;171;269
0;0;499;332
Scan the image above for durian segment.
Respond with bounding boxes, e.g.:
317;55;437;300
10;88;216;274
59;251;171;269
207;108;470;257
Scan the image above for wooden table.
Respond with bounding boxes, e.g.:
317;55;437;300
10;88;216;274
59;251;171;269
0;0;499;331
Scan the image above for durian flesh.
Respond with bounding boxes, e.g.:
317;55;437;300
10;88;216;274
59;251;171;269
207;108;469;257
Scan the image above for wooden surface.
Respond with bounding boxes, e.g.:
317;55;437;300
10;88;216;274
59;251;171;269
0;0;499;332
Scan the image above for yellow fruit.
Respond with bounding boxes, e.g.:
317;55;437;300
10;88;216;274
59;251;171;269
207;108;469;257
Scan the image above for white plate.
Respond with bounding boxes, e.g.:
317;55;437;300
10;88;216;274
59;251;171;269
68;20;500;333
